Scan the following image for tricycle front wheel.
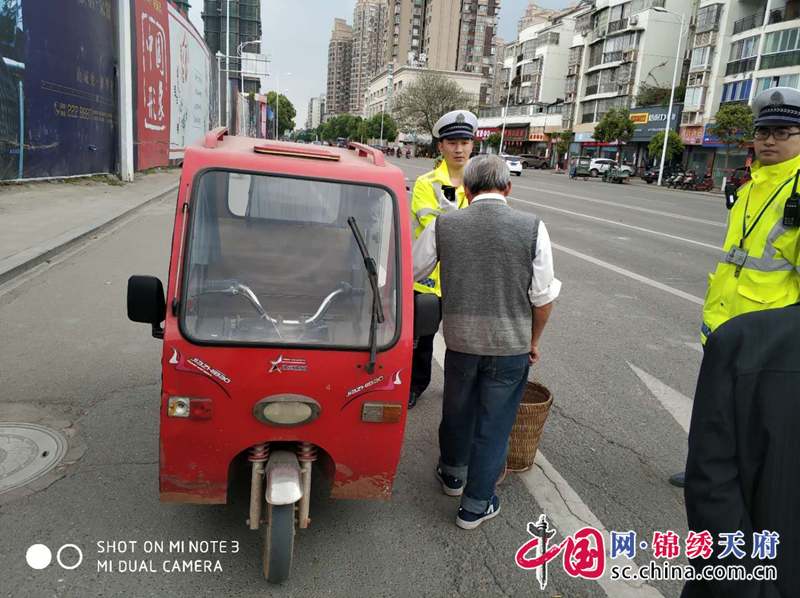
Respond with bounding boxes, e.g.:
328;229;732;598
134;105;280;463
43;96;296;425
263;503;295;584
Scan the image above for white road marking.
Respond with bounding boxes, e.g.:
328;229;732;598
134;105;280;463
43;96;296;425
628;364;694;434
684;342;704;354
515;185;725;227
623;195;677;206
431;335;665;597
551;242;706;306
522;454;667;597
508;197;723;252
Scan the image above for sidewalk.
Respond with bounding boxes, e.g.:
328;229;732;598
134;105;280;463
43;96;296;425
0;170;181;286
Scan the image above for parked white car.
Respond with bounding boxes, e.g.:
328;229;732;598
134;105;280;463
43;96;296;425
588;158;633;177
500;154;523;177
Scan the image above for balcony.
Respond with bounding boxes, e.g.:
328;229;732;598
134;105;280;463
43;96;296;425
732;12;764;35
725;57;757;75
585;84;599;95
589;28;608;43
696;4;723;33
608;18;629;34
603;51;623;63
761;50;800;69
600;81;619;93
768;5;800;25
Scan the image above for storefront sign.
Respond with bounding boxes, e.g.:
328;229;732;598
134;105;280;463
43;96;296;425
680;126;704;145
528;133;550;142
574;131;595;142
703;124;723;147
629;105;683;142
476;127;498;140
503;126;528;140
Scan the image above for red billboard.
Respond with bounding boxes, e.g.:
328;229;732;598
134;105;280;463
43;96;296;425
134;0;171;169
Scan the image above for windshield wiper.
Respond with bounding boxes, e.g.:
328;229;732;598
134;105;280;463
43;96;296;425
347;217;385;374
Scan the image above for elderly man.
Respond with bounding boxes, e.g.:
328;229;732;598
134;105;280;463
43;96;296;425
408;109;478;410
413;155;561;529
671;86;800;488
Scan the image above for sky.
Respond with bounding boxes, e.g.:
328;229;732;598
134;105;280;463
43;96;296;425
188;0;573;129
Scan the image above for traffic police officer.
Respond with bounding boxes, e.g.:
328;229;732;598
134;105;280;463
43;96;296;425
671;86;800;487
409;109;479;409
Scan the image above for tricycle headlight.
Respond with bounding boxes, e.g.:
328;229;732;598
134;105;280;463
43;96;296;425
253;395;321;427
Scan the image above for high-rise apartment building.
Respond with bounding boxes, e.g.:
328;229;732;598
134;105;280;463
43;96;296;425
326;19;354;118
381;0;502;106
386;0;428;67
455;0;502;105
491;37;506;106
306;95;326;130
350;0;389;113
518;3;559;34
202;0;262;93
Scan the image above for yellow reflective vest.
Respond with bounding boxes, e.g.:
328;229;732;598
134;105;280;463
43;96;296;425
702;153;800;343
411;160;469;296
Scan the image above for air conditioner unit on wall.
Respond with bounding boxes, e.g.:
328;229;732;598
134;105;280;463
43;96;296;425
630;15;638;26
622;49;638;62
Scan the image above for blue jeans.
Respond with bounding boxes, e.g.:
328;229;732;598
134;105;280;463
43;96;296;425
439;349;530;514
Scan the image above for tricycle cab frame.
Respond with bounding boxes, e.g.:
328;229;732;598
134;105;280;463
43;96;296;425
155;130;414;506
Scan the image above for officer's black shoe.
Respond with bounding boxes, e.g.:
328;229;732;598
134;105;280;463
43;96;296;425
408;392;420;410
668;472;685;488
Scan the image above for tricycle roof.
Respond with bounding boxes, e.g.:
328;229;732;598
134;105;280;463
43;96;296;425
183;128;402;189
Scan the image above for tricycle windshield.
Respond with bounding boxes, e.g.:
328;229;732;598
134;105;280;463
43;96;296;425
180;169;399;349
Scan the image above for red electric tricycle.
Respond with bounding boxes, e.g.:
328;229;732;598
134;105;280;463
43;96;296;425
127;128;438;583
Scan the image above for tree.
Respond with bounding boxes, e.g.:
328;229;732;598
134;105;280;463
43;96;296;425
393;70;477;140
486;132;502;152
635;84;686;108
265;91;296;138
648;130;685;165
708;104;755;172
550;130;573;170
593;108;636;150
362;113;398;143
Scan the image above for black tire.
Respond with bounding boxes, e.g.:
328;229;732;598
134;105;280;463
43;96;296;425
515;172;522;176
264;503;295;584
521;162;529;169
645;180;653;184
540;162;549;170
590;169;599;177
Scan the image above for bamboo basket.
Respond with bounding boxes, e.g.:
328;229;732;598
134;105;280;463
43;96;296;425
506;381;553;472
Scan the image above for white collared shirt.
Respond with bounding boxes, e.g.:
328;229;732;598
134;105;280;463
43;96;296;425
412;192;561;307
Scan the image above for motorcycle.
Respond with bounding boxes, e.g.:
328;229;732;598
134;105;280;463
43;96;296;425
680;171;697;190
690;173;714;192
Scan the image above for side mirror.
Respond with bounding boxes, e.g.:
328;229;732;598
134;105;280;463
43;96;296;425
414;293;441;338
127;275;167;339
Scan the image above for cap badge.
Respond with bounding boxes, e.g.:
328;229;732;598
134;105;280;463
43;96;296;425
456;113;465;123
770;91;785;107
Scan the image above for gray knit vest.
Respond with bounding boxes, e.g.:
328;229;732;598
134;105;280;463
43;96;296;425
435;198;540;356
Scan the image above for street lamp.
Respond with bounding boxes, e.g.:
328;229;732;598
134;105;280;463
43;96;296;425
275;72;291;140
238;39;262;94
215;51;223;127
653;7;687;187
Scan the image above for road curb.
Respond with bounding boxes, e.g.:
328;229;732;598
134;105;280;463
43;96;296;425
0;181;180;287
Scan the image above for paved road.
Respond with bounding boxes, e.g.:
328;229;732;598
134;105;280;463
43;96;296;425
0;158;727;597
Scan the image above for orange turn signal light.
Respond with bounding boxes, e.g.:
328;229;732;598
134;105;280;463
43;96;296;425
361;402;403;423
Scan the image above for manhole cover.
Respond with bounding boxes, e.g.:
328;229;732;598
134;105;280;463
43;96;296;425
0;423;68;494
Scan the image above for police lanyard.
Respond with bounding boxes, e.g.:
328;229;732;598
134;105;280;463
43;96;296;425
739;174;797;246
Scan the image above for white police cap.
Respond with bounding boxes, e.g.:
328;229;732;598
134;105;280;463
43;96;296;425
752;86;800;127
433;110;479;140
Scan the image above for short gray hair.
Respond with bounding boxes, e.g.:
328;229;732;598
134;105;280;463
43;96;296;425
463;155;511;195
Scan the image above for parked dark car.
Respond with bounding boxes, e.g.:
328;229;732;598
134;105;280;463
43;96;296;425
519;153;550;169
370;144;389;154
641;165;684;184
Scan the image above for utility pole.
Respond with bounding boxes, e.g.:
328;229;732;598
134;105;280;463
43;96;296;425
116;0;134;181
